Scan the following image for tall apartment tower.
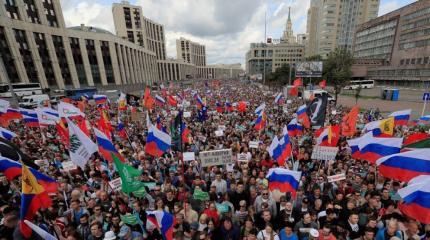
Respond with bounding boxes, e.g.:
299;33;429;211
281;7;296;44
306;0;379;58
112;1;166;60
176;37;206;66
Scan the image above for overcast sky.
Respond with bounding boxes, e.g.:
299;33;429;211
60;0;416;67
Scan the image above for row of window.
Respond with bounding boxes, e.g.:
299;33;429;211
400;57;430;66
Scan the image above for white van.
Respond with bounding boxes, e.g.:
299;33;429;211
19;94;50;108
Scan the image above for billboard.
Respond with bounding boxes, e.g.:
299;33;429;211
296;61;323;77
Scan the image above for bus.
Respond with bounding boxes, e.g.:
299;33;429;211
0;83;43;98
344;80;375;90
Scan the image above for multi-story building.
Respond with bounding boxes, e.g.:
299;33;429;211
197;64;243;79
176;37;206;66
245;8;304;76
0;0;158;90
306;0;379;58
297;34;307;45
352;0;430;86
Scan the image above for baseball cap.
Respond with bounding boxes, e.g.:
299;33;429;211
118;225;130;238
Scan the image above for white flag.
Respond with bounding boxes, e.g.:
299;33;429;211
24;220;57;240
35;107;59;125
0;99;10;113
66;118;97;169
58;101;85;118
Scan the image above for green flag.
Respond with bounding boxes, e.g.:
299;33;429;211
120;214;139;225
193;189;209;201
112;153;144;194
133;187;147;198
403;138;430;149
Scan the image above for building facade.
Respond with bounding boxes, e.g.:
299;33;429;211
176;37;206;66
0;0;158;89
306;0;379;58
352;0;430;86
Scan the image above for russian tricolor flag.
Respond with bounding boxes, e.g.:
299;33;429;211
225;101;233;112
94;94;108;105
19;109;39;127
116;119;127;140
389;109;411;126
0;127;16;141
255;103;266;115
346;132;373;160
266;168;301;197
254;111;267;131
287;118;303;137
145;118;171;157
274;93;284;105
272;126;292;166
94;128;125;162
419;115;430;125
146;210;175;240
0;157;57;192
316;125;340;147
376;149;430;182
358;133;402;164
296;104;310;128
398;175;430;224
194;93;204;109
216;101;223;113
155;94;166;106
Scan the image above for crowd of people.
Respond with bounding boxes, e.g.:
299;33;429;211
0;79;429;240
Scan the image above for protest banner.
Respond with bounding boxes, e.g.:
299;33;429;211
311;146;339;161
327;173;346;183
183;111;191;118
193;189;209;201
183;152;195;161
200;149;233;167
61;161;77;172
249;141;259;149
109;177;122;191
237;153;248;162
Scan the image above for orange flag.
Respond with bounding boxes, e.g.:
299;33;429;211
319;79;327;89
289;86;299;96
341;106;359;137
237;101;247;112
293;78;302;87
143;87;155;110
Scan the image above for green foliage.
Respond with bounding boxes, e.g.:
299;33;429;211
266;64;295;86
306;55;323;61
323;47;353;105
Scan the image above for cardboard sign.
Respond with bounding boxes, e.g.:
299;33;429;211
193;189;209;201
109;177;122;191
183;152;195;161
200;149;233;167
327;173;346;183
215;130;224;137
183;111;191;118
216;203;229;213
311;146;339;161
249;141;259;149
218;125;226;131
237;153;248;162
61;161;77;172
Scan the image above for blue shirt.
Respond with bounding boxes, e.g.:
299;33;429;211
279;229;299;240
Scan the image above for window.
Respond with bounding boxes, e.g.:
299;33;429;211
42;0;58;27
23;0;40;23
400;59;405;65
4;0;20;19
406;59;410;65
411;58;416;64
417;58;422;64
424;57;429;64
0;27;19;83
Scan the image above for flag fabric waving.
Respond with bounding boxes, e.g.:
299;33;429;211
357;133;402;164
145;117;171;157
94;94;108;105
296;105;310;128
272;126;292;166
143;87;155;110
254;111;267;131
94;128;125;162
319;79;326;89
23;220;57;240
112;153;146;194
155;95;166;106
316;125;340;147
58;101;85;118
389;109;411;126
35;107;59;126
376;149;430;182
266;168;301;197
0;138;39;169
364;117;394;137
341;106;359;137
255;103;266;115
287;118;303;137
146;210;175;240
66;118;97;169
397;175;430;224
0;127;16;141
20;165;54;238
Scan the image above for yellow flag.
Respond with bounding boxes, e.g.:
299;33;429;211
22;165;45;195
328;126;332;144
379;117;394;136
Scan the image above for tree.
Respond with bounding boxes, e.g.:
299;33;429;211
266;64;295;87
323;47;353;106
306;55;323;61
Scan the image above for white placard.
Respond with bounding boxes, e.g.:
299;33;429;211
61;161;77;172
283;105;289;114
109;177;122;191
311;146;339;161
237;153;248;162
218;125;226;131
215;130;224;137
183;111;191;118
200;149;233;167
287;100;292;104
327;173;346;183
249;141;259;149
226;163;235;172
183;152;195;161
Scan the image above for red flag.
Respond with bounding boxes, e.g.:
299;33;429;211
320;125;340;147
319;80;326;89
404;132;430;146
167;95;177;107
56;119;69;147
341;106;359;137
98;109;113;140
237;101;247;112
293;78;302;87
76;117;90;137
143;87;155;110
289;86;299;96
